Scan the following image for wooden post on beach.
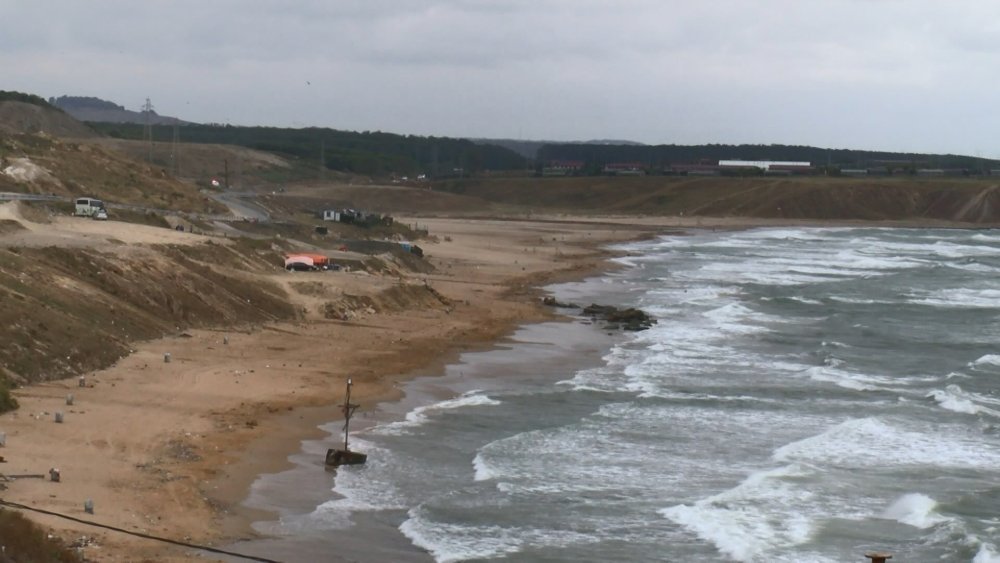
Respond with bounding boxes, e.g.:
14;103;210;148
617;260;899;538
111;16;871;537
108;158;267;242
164;352;171;363
54;412;63;423
66;394;73;406
78;376;85;388
865;552;892;563
84;499;93;514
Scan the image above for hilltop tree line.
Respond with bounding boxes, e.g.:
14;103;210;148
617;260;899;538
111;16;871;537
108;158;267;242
0;90;59;110
536;143;1000;172
5;89;995;176
88;122;529;176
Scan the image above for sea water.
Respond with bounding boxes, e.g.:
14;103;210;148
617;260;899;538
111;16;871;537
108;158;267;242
242;227;1000;562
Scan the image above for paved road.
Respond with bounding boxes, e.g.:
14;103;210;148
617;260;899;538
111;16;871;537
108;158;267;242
0;191;263;224
0;192;64;202
207;191;272;222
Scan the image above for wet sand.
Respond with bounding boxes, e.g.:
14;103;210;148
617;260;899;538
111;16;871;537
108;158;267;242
228;319;621;562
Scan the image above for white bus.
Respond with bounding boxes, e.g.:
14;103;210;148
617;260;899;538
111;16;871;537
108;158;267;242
74;197;105;217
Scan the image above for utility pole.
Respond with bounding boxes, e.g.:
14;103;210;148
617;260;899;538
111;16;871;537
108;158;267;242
142;98;154;163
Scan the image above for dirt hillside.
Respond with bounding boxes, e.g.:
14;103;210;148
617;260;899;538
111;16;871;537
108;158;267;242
0;101;98;139
0;133;225;214
435;176;1000;224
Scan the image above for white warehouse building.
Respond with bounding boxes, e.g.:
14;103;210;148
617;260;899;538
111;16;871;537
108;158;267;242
718;160;811;170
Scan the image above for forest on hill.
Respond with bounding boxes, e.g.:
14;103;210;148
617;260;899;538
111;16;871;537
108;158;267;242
537;142;1000;172
0;91;59;110
14;90;999;177
87;122;529;176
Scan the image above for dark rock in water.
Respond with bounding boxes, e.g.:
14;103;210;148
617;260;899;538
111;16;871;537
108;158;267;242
582;304;615;316
542;296;577;308
583;303;656;331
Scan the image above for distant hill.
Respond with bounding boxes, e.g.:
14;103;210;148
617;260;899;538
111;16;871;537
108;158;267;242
88;122;528;176
469;138;645;159
0;92;98;138
50;95;188;126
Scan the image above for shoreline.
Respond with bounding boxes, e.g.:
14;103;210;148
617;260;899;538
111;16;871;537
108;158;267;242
9;215;972;560
0;214;649;561
228;315;627;562
202;218;642;560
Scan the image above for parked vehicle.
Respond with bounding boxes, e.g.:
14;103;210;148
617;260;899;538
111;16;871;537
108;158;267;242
93;209;108;220
74;197;106;217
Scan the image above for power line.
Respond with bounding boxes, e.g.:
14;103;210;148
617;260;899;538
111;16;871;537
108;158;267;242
0;499;281;563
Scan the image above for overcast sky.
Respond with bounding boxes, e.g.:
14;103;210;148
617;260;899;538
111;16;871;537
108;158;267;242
5;1;1000;156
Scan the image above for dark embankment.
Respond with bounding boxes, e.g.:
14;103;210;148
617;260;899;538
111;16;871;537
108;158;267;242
436;176;1000;224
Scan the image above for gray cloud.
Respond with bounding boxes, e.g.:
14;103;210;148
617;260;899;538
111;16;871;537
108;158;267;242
4;1;1000;155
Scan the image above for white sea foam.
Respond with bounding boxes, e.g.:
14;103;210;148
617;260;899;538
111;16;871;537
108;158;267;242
660;464;821;562
400;509;525;563
732;228;839;241
312;438;408;524
909;288;1000;309
828;295;886;305
974;542;1000;563
927;385;1000;417
472;452;497;481
471;419;657;496
400;506;600;563
703;303;772;334
972;354;1000;367
372;391;500;435
880;493;951;529
803;365;895;391
773;418;1000;469
946;261;998;273
927;240;1000;258
679;263;836;286
971;232;1000;243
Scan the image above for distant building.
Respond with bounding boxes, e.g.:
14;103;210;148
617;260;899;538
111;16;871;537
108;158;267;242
718;160;812;171
542;160;584;176
840;169;868;176
603;162;645;176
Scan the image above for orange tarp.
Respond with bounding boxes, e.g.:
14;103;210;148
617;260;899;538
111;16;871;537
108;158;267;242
285;253;329;267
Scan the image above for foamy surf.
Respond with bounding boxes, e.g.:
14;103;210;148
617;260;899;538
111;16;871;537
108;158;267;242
248;227;1000;561
660;464;822;562
927;385;1000;417
880;493;951;529
372;391;500;435
773;418;1000;469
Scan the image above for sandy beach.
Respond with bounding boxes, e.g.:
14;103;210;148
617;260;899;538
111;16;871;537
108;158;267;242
0;211;663;561
4;205;994;561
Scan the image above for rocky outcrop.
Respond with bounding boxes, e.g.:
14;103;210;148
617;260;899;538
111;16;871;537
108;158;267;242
582;304;657;331
542;297;657;331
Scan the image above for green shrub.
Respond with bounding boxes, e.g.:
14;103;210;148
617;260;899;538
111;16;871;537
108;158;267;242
0;377;17;414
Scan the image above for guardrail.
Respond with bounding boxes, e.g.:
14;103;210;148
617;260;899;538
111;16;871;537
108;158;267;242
0;192;64;202
0;193;251;223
